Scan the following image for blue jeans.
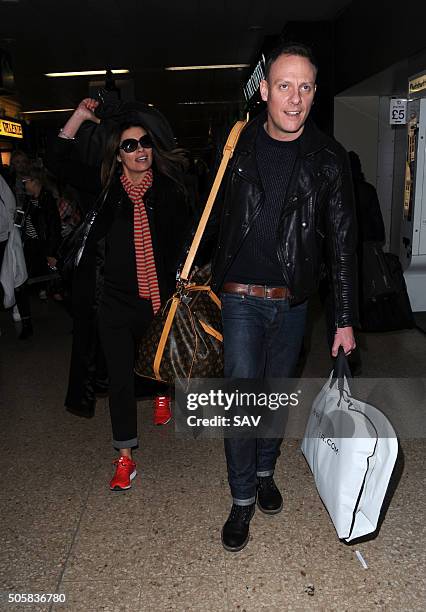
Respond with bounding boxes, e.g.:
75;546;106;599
221;293;307;504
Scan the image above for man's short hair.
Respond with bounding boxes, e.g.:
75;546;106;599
264;42;318;80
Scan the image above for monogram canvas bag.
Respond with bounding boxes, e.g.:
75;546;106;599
134;120;247;384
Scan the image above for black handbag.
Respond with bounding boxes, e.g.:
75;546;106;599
134;120;247;385
56;223;86;284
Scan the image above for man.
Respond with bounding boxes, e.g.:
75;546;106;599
210;42;358;552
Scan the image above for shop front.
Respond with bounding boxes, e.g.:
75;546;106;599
0;116;24;166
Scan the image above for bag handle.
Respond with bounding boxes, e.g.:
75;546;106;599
332;346;352;392
179;119;247;281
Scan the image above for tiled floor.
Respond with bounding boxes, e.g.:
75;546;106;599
0;296;425;611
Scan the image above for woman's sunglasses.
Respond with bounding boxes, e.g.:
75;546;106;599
119;134;153;153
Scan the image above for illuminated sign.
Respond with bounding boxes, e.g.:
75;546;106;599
243;55;266;102
409;73;426;96
0;119;23;139
403;114;418;221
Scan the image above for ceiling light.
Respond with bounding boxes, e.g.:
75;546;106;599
22;109;74;114
45;69;129;77
177;100;240;105
165;64;249;71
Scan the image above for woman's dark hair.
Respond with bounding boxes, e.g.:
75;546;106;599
101;121;189;192
10;149;29;165
265;41;318;80
25;163;48;187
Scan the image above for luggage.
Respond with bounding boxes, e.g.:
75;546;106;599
134;120;247;385
135;263;223;383
361;241;395;301
301;349;398;542
360;252;414;332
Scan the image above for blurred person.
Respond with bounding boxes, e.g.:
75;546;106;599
0;173;17;304
0;158;11;182
349;150;391;338
322;152;385;372
0;174;15;268
51;98;194;490
348;151;385;245
50;183;82;301
56;184;82;239
9;150;30;210
0;174;28;325
15;164;61;337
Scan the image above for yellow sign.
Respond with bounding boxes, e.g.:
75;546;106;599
409;73;426;95
0;119;23;139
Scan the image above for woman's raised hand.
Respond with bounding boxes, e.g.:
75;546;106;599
74;98;101;124
59;98;100;139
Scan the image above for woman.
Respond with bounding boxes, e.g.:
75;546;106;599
348;151;385;245
0;174;28;315
51;99;194;490
16;164;62;338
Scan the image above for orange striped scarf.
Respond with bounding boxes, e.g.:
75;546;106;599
120;170;161;314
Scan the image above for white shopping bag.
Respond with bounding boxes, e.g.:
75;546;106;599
301;350;398;542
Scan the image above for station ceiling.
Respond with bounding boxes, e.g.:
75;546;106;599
0;0;352;151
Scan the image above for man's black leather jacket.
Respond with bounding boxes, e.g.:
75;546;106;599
210;113;358;328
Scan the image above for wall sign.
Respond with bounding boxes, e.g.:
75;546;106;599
390;98;407;125
0;118;23;138
243;55;266;102
409;73;426;96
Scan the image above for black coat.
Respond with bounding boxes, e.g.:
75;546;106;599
72;173;193;314
23;188;62;257
209;113;359;329
353;179;385;244
47;137;194;414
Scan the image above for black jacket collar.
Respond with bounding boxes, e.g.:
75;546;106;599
238;111;327;157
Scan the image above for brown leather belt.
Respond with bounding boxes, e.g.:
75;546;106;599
222;282;291;299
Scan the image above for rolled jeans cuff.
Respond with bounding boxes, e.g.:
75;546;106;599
233;496;256;506
113;437;138;450
257;469;274;477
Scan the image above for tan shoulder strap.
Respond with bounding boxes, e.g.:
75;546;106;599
180;119;247;281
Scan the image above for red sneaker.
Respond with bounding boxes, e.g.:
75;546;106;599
109;456;137;491
154;396;172;425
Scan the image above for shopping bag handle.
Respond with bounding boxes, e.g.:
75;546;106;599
332;346;352;392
